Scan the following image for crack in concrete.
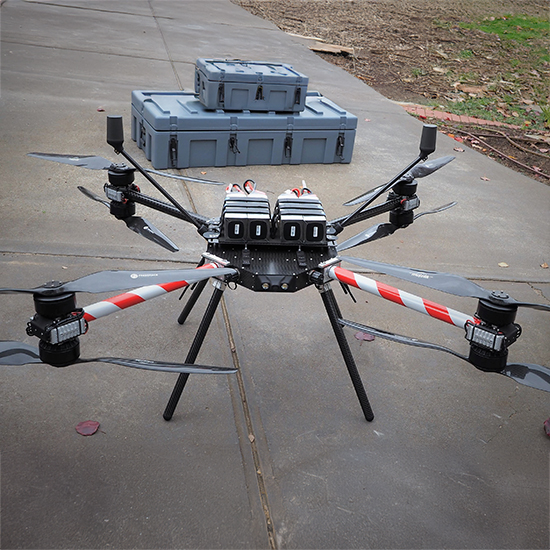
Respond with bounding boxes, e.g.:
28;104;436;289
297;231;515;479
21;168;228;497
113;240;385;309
220;297;278;550
146;0;183;90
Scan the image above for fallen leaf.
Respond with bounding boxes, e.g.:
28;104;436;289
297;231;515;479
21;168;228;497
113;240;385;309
433;66;446;73
364;118;371;122
541;262;549;269
200;171;207;175
248;434;255;443
480;176;490;181
544;418;550;436
355;331;375;342
453;147;465;152
76;420;100;436
454;137;464;143
97;106;105;112
532;166;542;172
498;262;509;268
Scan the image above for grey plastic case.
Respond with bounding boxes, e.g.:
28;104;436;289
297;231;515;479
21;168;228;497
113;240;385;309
195;59;309;112
131;90;357;169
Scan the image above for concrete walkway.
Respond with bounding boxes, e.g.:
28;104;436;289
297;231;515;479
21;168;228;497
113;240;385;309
1;1;549;548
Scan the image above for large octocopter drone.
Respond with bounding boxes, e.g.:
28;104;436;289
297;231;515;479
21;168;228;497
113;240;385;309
2;116;549;423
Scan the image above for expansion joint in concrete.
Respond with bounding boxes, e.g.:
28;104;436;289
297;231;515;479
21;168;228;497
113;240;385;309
220;297;277;550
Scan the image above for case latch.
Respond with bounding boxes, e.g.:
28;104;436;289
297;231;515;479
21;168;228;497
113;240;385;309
169;135;178;167
284;134;293;158
229;134;240;154
139;122;146;150
255;85;264;101
336;134;345;159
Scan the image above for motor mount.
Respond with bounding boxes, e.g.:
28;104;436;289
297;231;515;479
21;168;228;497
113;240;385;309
465;297;521;372
26;291;87;366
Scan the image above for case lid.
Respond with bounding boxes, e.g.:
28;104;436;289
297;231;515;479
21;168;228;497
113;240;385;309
131;91;357;133
195;59;308;85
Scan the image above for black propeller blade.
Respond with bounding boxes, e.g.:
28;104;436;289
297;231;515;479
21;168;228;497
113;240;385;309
339;318;469;360
28;152;112;170
336;222;398;252
28;152;226;185
0;342;236;374
344;155;455;206
78;186;179;252
78;185;110;207
339;319;550;392
336;201;458;252
0;342;42;365
0;267;238;296
502;363;550;393
124;216;179;252
413;201;457;220
340;256;550;312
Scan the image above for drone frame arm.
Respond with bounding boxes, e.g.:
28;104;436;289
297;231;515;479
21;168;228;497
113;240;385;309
106;115;204;230
326;265;475;329
123;187;209;227
335;155;424;233
116;149;205;230
328;195;402;229
335;124;437;233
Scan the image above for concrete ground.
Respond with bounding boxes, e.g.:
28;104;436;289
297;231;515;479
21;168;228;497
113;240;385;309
1;0;549;548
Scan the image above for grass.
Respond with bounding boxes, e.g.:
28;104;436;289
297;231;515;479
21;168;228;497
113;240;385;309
459;49;474;59
460;14;549;41
442;13;550;130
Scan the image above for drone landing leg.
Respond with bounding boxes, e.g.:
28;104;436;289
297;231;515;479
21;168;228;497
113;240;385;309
177;278;209;325
163;281;226;421
319;285;375;422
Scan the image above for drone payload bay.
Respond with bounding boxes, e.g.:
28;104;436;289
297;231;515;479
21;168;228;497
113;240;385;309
2;116;549;425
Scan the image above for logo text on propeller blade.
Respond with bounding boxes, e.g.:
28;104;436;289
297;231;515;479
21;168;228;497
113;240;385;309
130;273;159;279
410;272;432;279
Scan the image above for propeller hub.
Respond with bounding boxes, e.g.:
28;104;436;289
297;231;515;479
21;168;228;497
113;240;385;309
490;290;510;301
42;280;63;289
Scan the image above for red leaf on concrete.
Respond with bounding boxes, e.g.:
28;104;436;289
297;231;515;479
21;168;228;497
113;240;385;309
544;418;550;436
76;420;100;436
355;331;375;342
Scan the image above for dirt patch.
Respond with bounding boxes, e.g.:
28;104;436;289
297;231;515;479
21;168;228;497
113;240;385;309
234;0;550;183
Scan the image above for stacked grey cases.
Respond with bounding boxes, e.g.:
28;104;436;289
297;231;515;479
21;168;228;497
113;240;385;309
131;59;358;169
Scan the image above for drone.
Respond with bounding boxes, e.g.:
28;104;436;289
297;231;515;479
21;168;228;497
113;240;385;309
2;116;549;423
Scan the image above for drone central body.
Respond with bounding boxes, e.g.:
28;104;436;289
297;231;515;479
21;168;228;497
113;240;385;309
204;182;337;292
